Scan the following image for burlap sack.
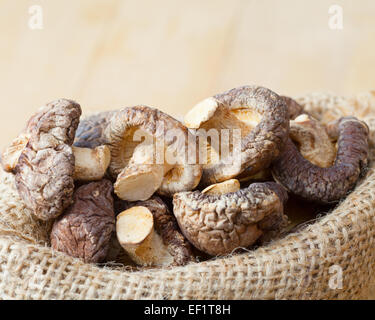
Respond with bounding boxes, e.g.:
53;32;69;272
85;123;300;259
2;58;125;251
1;92;375;300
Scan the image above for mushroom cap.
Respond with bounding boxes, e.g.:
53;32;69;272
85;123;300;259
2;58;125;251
74;111;113;148
172;182;287;256
14;99;82;220
50;179;115;263
272;116;369;203
185;86;290;186
280;96;305;120
105;105;202;196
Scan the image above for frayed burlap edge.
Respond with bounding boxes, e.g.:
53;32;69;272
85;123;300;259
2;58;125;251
1;91;375;300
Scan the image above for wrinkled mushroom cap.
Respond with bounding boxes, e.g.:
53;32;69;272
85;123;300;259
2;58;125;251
50;179;115;263
14;99;82;220
74;111;114;148
173;182;288;256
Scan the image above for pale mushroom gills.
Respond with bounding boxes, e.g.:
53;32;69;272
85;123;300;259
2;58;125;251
184;85;290;186
105;106;202;201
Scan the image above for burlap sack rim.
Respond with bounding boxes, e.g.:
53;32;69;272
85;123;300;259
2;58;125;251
1;91;375;299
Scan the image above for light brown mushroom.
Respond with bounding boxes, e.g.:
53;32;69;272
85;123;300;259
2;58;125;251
72;145;111;181
116;196;194;266
0;99;111;220
1;133;30;172
201;179;240;195
289;114;336;168
173;181;288;256
105;106;202;200
184;86;289;186
113;143;166;201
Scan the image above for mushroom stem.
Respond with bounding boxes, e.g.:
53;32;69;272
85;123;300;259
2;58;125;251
202;179;240;195
114;143;172;201
1;133;30;172
72;145;111;181
116;206;174;266
114;163;165;201
106;106;202;198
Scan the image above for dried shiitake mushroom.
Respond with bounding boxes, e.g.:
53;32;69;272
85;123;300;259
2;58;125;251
281;96;305;120
272;116;369;203
289;114;336;168
1;99;111;220
105;106;202;200
116;196;194;267
184;86;289;186
2;99;81;220
50;179;115;263
173;181;288;256
236;112;334;183
74;111;114;148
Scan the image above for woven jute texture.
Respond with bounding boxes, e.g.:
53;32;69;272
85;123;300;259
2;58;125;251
1;92;375;300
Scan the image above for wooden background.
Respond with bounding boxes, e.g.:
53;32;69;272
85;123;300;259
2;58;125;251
0;0;374;298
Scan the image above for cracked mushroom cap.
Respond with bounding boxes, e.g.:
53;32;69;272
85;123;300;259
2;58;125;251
172;181;288;256
184;86;289;186
74;111;114;148
13;99;82;220
272;116;369;203
105;106;202;197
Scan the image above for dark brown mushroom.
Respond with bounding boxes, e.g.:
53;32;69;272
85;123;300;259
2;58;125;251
281;96;305;120
50;179;115;263
105;106;202;200
272;116;369;203
172;181;288;256
116;196;194;266
236;112;336;183
74;111;114;148
184;86;290;186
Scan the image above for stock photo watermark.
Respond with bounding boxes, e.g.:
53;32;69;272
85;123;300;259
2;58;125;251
328;265;343;290
28;5;43;30
328;4;344;30
129;126;242;168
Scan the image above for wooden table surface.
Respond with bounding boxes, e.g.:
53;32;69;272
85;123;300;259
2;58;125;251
0;0;374;299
